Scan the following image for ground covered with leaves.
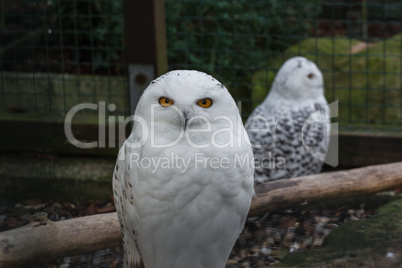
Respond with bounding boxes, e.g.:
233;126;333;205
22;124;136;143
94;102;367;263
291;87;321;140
2;193;401;268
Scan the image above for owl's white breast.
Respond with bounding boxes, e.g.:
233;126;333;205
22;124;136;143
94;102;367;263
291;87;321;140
264;89;328;114
128;129;253;268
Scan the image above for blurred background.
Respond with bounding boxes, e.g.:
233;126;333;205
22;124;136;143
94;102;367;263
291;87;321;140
1;1;402;267
1;0;401;203
1;0;401;122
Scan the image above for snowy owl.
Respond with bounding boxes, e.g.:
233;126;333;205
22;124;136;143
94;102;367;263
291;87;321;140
113;70;254;268
246;57;330;184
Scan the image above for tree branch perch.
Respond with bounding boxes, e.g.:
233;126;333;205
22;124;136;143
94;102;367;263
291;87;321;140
2;162;402;267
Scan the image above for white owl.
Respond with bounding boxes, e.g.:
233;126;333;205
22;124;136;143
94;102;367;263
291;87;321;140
246;57;330;184
113;70;254;268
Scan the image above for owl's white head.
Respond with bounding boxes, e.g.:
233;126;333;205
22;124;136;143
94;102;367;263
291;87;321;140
269;56;324;102
132;70;244;148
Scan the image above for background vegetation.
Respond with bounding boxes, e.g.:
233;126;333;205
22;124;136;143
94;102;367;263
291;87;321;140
1;0;401;125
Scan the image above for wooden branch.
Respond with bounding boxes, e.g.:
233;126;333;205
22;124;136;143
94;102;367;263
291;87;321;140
0;212;121;267
2;162;402;267
250;161;402;217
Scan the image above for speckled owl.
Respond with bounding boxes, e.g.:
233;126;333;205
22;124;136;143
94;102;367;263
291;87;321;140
247;57;330;183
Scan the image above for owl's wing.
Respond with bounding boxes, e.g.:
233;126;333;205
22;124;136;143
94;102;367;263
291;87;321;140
247;103;330;183
113;139;143;268
246;105;274;183
314;101;331;149
271;106;328;179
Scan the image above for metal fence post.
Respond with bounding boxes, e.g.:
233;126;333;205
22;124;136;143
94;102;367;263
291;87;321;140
123;0;168;115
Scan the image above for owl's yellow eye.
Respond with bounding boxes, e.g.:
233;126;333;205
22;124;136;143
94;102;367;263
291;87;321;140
159;97;174;107
197;98;213;108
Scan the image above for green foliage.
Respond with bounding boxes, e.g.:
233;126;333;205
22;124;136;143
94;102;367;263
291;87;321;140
252;34;402;126
2;0;125;74
48;0;124;72
165;0;323;111
321;0;401;21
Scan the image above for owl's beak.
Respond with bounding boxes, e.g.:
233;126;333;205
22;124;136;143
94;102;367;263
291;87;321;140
182;110;190;131
175;106;193;131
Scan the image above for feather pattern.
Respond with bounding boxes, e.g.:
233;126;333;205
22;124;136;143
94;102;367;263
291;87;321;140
246;57;330;183
113;70;254;268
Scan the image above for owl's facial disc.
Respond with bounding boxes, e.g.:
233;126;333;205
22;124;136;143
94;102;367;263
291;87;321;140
183;98;213;130
179;107;208;131
159;95;214;131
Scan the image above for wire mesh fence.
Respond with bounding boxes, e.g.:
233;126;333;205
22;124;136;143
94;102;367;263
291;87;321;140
0;0;128;115
1;0;402;128
166;0;402;127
